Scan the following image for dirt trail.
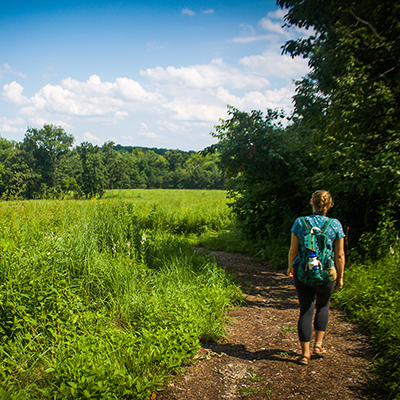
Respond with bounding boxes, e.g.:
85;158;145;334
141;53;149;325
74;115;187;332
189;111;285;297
159;250;385;400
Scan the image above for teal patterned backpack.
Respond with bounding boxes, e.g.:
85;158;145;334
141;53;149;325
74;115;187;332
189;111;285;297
297;217;334;285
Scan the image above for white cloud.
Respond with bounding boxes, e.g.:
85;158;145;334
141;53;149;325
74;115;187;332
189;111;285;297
0;117;26;134
163;96;227;122
1;63;27;79
140;58;270;90
182;8;195;17
5;75;163;122
3;82;29;105
232;8;314;45
231;34;277;44
239;23;255;36
157;121;187;133
27;116;72;131
82;131;102;143
208;85;295;114
267;9;287;19
259;18;290;37
202;9;214;14
138;122;158;138
0;116;25;126
1;51;305;149
239;51;310;80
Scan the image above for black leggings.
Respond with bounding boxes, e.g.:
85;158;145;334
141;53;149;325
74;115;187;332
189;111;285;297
294;275;335;342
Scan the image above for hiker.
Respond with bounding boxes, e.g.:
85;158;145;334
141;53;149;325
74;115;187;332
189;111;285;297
287;190;345;366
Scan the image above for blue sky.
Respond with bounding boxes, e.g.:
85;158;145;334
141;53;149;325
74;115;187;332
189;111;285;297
0;0;311;151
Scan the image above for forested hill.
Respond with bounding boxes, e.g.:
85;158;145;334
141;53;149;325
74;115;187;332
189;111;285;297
113;144;196;157
0;127;224;200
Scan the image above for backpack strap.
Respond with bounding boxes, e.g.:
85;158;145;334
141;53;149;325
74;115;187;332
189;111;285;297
301;216;333;234
321;218;334;234
300;217;311;233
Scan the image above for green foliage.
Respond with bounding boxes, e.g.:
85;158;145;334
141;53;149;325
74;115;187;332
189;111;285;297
208;106;315;266
77;142;107;198
0;192;241;398
333;250;400;397
278;0;400;242
21;124;75;190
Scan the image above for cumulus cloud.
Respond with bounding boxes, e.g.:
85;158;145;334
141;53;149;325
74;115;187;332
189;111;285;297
163;96;227;122
3;81;29;105
239;51;310;80
202;9;214;14
208;85;295;114
267;9;287;19
140;58;270;90
1;51;304;148
4;75;163;121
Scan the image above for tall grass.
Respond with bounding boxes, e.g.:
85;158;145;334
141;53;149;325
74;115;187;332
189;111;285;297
333;251;400;398
0;192;241;399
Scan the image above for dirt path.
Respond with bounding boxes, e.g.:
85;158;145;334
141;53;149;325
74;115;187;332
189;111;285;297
159;250;386;400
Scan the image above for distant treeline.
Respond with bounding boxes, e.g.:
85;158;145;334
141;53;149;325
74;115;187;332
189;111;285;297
0;125;224;199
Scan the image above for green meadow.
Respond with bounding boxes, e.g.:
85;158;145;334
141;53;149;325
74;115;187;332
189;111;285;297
0;190;241;399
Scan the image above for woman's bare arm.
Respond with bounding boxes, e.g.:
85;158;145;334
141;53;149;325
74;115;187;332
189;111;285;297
334;237;345;289
288;233;299;276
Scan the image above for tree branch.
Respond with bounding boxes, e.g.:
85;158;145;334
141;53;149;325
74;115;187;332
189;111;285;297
349;10;381;39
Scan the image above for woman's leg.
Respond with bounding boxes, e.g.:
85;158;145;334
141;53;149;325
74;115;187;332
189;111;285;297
314;281;335;332
294;276;316;362
313;281;335;352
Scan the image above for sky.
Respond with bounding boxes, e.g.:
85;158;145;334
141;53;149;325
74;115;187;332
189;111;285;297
0;0;311;151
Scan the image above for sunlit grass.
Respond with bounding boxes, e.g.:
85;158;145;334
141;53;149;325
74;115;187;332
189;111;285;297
0;190;241;399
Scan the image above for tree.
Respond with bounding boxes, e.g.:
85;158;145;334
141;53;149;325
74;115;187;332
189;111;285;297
77;142;106;197
21;124;74;191
102;141;130;189
0;138;40;199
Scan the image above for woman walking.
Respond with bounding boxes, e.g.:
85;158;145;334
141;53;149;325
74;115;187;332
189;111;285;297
287;190;345;365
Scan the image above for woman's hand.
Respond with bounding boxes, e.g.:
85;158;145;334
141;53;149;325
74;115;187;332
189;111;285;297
287;266;294;277
335;277;344;290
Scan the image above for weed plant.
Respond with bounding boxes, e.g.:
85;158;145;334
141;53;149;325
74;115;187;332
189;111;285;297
0;192;241;399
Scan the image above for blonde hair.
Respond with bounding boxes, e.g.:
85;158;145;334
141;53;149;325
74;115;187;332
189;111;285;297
311;190;334;216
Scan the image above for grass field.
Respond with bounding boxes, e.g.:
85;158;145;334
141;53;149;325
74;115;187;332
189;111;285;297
0;190;242;399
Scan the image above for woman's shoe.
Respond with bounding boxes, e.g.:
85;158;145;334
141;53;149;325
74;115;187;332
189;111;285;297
313;342;327;357
297;355;310;365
